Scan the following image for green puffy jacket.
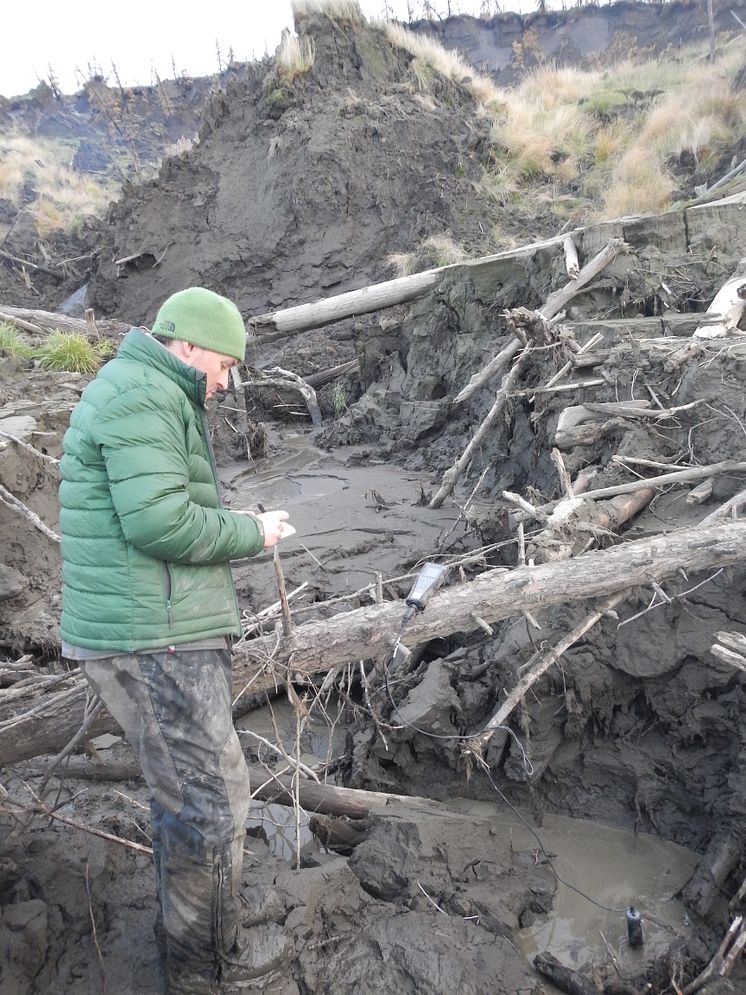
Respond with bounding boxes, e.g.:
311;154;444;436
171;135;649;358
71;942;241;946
59;329;264;650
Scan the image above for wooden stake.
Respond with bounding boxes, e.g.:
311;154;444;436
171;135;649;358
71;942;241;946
273;546;293;636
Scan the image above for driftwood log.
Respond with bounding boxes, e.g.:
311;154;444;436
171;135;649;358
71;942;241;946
2;520;745;767
693;262;746;339
248;228;586;342
0;305;130;338
19;756;444;821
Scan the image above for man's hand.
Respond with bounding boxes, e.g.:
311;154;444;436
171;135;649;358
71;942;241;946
256;510;291;549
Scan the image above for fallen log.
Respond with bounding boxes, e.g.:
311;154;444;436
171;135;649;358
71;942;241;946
694;262;746;339
0;305;130;338
19;756;450;820
683;830;743;918
3;520;745;766
532;460;746;517
249;228;585;341
711;630;746;674
250;270;444;342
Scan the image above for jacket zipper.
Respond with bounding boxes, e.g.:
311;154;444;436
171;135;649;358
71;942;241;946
162;561;174;628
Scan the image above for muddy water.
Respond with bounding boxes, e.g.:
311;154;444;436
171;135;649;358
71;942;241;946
243;698;697;984
449;798;696;978
221;430;461;608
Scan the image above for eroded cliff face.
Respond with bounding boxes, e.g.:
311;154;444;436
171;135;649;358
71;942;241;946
411;0;746;85
87;12;506;328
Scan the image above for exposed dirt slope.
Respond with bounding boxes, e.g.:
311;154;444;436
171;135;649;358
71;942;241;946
87;11;508;329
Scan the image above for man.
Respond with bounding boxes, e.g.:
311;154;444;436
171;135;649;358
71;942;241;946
59;287;292;993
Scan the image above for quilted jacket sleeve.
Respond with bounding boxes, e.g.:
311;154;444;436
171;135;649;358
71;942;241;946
91;384;264;564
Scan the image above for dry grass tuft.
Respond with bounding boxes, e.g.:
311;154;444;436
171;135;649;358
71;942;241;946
479;37;746;220
602;147;676;218
384;23;499;109
277;34;317;81
0;131;113;236
291;0;364;22
386;234;467;277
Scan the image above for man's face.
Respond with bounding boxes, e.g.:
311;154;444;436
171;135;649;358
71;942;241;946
171;342;238;400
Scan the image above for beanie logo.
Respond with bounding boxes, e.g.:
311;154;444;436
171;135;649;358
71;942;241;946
155;319;176;334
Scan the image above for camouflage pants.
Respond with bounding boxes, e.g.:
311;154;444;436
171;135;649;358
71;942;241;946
82;647;251;994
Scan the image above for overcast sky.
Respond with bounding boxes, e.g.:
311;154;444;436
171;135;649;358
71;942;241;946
2;0;548;98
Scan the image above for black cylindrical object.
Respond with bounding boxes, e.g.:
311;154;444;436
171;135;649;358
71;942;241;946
626;905;644;948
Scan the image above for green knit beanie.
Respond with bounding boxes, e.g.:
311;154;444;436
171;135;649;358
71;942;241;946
151;287;246;362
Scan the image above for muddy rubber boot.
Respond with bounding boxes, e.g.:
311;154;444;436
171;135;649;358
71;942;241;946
216;835;293;991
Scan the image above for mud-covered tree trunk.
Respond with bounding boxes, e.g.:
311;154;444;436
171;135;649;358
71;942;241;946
2;520;745;766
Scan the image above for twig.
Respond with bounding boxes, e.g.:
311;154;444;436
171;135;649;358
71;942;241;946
509;378;605;398
465;592;627;758
237;728;319;782
618;569;724;628
543;332;604;391
0;482;60;541
502;491;549;522
36;694;104;799
429;345;532;508
359;661;389;751
0;430;59;464
85;859;108;993
273;546;293;636
550;448;574;501
375;572;384;604
11;783;153;855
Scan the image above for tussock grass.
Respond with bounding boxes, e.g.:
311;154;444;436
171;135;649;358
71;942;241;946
0;131;113;236
384;23;499;109
291;0;364;22
481;37;746;219
0;322;34;359
36;330;112;374
386;234;467;277
277;34;317;81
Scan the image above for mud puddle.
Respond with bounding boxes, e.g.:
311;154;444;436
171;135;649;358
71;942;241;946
242;696;697;988
220;430;462;607
448;798;696;981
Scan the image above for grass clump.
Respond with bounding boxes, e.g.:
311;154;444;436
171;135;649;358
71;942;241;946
291;0;364;22
0;131;114;236
0;322;35;359
384;23;499;110
478;37;746;220
387;234;468;277
35;330;112;374
277;35;317;82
